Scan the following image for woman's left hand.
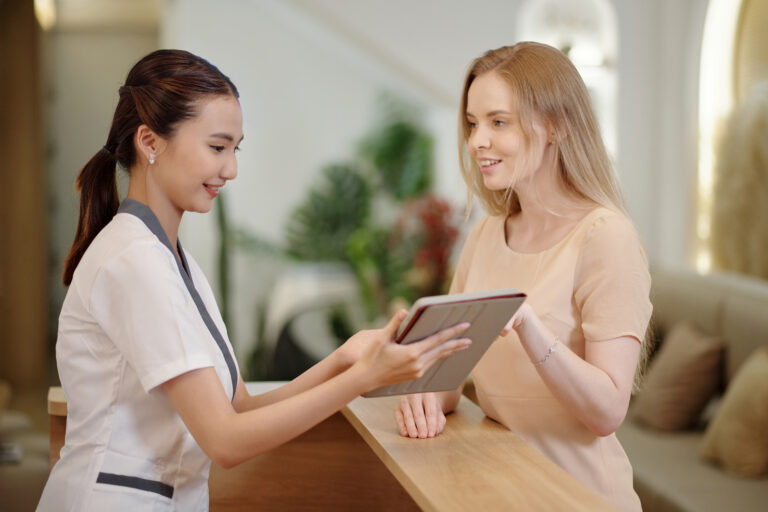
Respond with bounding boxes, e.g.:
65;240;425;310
500;301;534;337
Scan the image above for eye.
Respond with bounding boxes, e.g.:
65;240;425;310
467;121;477;129
493;119;506;127
211;145;225;153
234;146;241;153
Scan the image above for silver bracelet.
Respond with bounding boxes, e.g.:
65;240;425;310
533;338;560;366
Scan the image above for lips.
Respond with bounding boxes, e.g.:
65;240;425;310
203;184;222;198
478;159;501;173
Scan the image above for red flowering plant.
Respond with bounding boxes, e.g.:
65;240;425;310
395;194;459;299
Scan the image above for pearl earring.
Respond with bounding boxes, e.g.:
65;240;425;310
149;153;156;165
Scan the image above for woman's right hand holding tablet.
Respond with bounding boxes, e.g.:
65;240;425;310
351;311;472;393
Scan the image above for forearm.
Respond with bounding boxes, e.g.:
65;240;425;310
214;364;370;467
530;343;630;435
516;316;635;435
235;351;349;411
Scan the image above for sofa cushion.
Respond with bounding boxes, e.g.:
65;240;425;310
632;322;724;430
617;420;768;512
700;347;768;477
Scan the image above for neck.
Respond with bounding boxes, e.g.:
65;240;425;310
127;166;183;249
511;147;587;227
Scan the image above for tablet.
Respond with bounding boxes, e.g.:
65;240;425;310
363;288;526;398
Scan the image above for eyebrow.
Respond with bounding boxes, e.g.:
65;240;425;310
210;133;245;144
465;110;513;118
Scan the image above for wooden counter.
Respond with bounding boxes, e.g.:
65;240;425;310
48;384;613;511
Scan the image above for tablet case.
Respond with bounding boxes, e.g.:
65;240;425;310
363;288;526;397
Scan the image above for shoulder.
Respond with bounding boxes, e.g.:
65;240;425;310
76;214;176;290
580;207;645;254
584;207;637;236
465;213;503;245
575;207;649;277
456;213;503;260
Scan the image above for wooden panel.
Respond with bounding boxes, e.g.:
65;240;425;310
209;412;418;511
49;414;66;470
0;0;48;388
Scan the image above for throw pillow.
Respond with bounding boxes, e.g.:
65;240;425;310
632;322;724;430
700;347;768;477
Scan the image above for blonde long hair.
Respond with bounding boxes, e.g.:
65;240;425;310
458;42;626;216
459;43;654;389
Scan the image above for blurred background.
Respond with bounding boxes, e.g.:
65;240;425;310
2;0;768;509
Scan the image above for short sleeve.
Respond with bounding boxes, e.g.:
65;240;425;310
90;241;217;391
574;213;652;343
449;216;489;294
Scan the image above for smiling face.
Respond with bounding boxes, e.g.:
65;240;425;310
465;71;548;192
151;95;244;215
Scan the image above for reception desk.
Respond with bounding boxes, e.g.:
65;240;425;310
48;383;613;511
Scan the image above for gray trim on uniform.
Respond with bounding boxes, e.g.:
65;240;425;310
96;472;174;499
117;198;238;401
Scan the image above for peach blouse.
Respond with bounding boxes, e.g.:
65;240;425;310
451;207;652;512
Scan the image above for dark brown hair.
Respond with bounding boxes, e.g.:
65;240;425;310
63;49;239;285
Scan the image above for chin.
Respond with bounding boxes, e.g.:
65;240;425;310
188;202;214;214
482;175;510;191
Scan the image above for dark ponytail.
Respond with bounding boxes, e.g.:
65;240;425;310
62;49;239;285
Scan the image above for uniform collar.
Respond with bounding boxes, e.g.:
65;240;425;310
117;198;190;275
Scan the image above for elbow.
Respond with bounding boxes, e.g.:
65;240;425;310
204;437;247;470
442;391;461;413
212;456;236;470
209;445;244;470
586;410;626;437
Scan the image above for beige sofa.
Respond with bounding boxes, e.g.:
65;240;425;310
617;266;768;512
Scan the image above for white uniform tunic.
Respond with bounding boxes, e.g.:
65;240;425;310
38;199;239;511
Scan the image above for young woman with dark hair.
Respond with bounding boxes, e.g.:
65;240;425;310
38;49;471;511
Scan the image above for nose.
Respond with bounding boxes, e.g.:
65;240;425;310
221;153;238;181
468;124;490;152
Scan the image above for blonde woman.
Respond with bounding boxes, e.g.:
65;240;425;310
394;42;651;511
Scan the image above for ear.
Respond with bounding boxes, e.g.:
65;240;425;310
547;117;568;143
134;125;168;165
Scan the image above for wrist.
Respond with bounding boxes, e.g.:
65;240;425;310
532;337;560;367
330;347;352;373
346;360;377;395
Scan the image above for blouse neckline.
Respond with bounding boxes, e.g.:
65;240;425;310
500;207;606;256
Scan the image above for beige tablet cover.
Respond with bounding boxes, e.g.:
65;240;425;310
364;289;526;398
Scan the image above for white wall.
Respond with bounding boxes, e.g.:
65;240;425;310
613;0;707;268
